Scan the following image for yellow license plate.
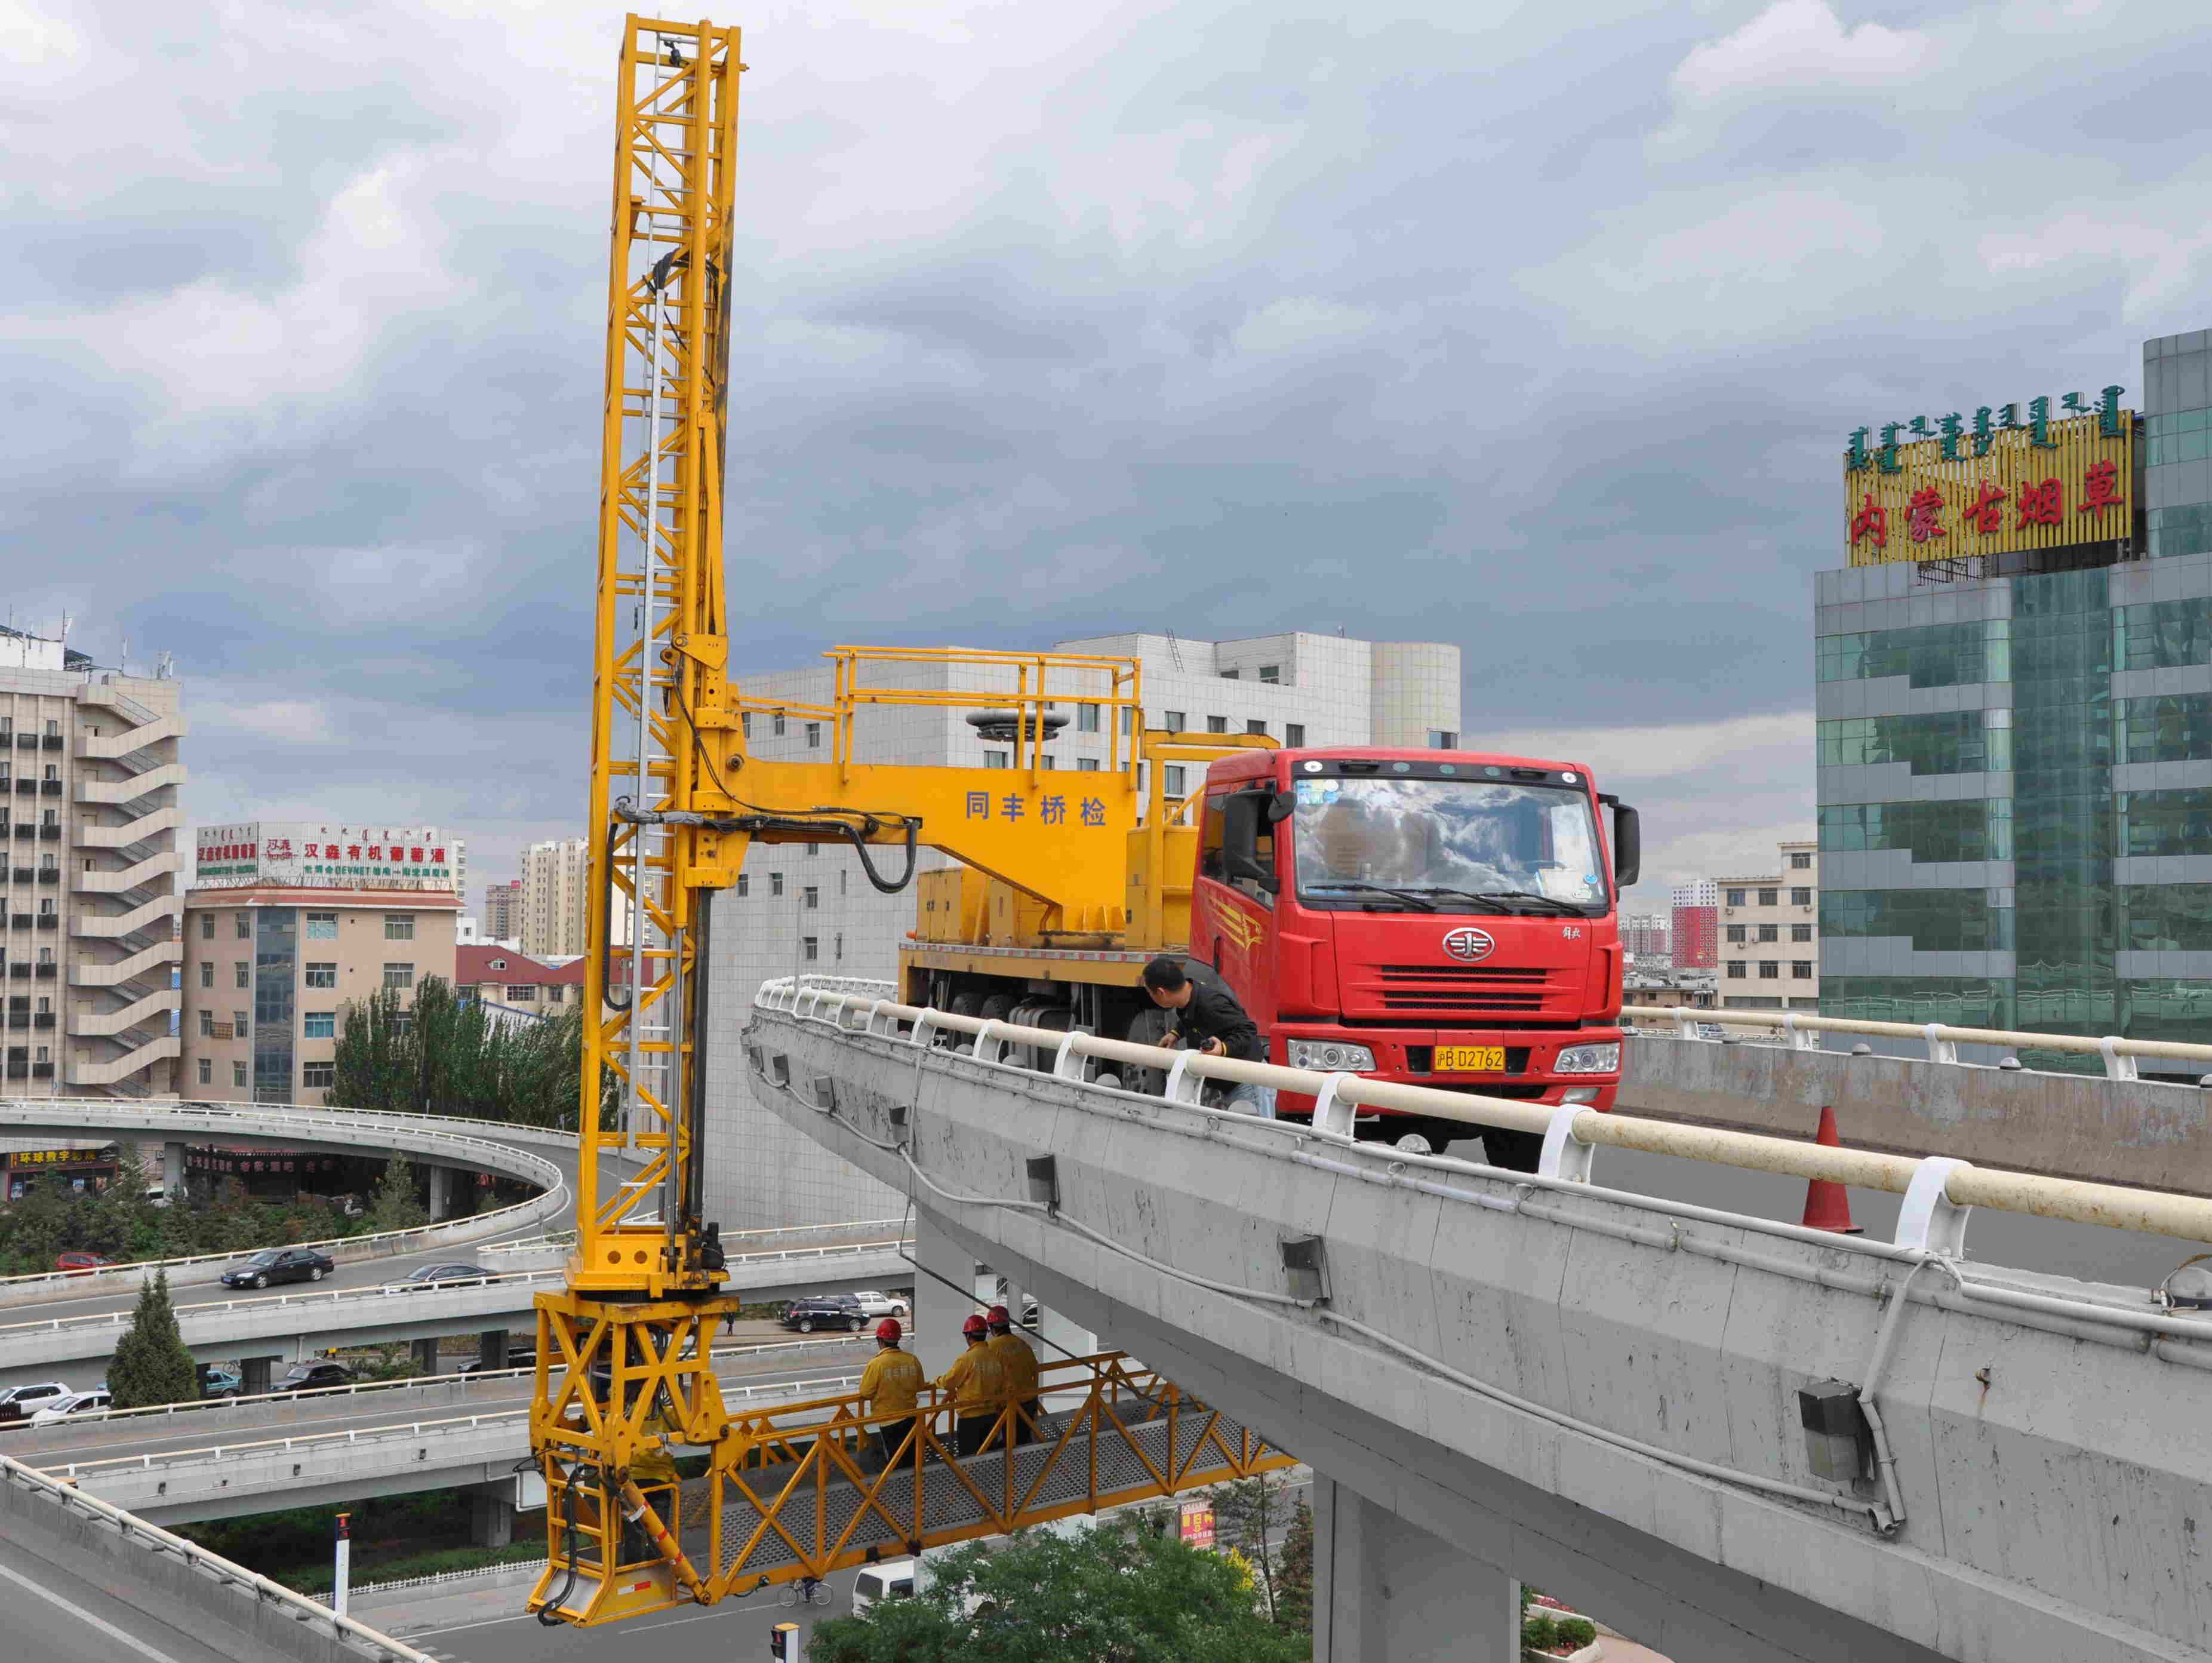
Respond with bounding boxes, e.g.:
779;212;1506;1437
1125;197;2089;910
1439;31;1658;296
1435;1045;1506;1072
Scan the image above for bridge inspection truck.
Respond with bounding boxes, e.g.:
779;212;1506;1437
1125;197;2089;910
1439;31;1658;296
900;728;1639;1165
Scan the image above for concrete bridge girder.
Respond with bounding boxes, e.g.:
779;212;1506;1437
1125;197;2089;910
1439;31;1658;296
748;1010;2212;1663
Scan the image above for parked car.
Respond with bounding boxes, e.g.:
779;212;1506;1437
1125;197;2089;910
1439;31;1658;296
394;1263;495;1293
853;1559;919;1618
28;1388;112;1425
220;1247;335;1289
196;1365;242;1400
274;1361;353;1394
780;1294;867;1334
851;1290;912;1320
457;1347;537;1375
54;1252;111;1274
0;1381;72;1425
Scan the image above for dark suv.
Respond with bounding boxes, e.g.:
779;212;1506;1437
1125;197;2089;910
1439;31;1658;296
220;1247;336;1289
779;1295;867;1334
275;1361;353;1394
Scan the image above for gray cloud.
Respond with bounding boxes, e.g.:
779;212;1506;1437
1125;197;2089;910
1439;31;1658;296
7;0;2212;893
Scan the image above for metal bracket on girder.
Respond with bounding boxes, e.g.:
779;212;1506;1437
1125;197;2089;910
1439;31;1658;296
974;1020;1010;1066
1895;1156;1972;1255
1922;1023;1957;1065
1537;1104;1596;1182
2099;1036;2139;1081
1781;1012;1821;1052
1053;1030;1092;1081
1309;1072;1356;1140
909;1010;942;1049
1162;1052;1206;1106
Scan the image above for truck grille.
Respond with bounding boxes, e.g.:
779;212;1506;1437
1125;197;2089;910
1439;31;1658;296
1373;964;1554;1013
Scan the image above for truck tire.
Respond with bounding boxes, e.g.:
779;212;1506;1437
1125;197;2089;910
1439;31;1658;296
1124;1007;1171;1098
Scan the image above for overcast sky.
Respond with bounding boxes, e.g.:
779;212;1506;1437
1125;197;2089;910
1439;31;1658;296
7;0;2210;912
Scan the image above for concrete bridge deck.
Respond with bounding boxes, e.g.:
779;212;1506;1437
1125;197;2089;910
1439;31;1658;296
739;977;2212;1663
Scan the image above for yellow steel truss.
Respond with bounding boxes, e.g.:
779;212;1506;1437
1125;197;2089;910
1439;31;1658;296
539;17;1287;1625
530;1345;1296;1625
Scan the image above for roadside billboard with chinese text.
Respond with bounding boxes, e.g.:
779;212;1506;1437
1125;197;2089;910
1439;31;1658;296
194;822;459;892
1844;404;2135;567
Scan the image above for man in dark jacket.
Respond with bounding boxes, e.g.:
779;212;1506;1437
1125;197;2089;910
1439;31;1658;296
1141;955;1274;1118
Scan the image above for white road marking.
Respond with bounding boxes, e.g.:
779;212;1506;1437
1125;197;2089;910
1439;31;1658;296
0;1556;186;1663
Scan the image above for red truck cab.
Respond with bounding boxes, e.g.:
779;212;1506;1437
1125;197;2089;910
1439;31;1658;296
1187;748;1638;1167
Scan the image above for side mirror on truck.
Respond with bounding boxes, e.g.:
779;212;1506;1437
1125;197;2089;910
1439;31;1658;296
1222;792;1279;890
1601;794;1641;887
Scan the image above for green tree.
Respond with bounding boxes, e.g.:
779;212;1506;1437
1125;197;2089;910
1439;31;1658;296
1210;1474;1297;1625
807;1519;1306;1663
1274;1498;1313;1637
106;1264;198;1409
366;1155;427;1232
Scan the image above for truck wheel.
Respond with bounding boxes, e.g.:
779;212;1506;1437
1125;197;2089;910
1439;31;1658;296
1124;1007;1171;1098
1479;1126;1544;1173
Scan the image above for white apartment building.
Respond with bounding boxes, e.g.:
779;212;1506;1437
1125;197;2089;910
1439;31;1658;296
700;629;1462;1229
521;837;630;958
520;837;586;958
0;628;185;1096
1716;840;1820;1011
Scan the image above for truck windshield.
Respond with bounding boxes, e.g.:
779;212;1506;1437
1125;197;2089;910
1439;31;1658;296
1292;777;1607;911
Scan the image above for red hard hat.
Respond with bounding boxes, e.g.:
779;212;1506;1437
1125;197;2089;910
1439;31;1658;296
875;1318;902;1344
962;1313;988;1338
986;1304;1011;1327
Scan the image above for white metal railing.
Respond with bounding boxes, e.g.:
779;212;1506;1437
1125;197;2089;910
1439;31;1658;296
0;1237;910;1341
0;1336;873;1436
753;977;2212;1253
0;1450;434;1662
42;1370;865;1483
1622;1002;2212;1082
0;1097;574;1299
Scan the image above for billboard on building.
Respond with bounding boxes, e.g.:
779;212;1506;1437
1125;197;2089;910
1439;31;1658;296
195;823;458;892
1843;394;2135;567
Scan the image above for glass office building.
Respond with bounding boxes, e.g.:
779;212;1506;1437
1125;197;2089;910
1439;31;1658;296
1815;328;2212;1060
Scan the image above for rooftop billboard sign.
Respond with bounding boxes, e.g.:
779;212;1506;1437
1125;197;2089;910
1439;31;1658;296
195;822;458;892
1843;389;2134;567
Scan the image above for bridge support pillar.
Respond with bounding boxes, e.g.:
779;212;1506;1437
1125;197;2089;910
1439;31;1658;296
239;1355;277;1398
428;1164;454;1221
413;1337;441;1376
1313;1476;1519;1663
478;1329;509;1372
911;1211;971;1376
469;1484;515;1549
162;1140;185;1204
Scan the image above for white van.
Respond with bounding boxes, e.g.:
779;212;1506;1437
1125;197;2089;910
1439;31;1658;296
852;1559;918;1618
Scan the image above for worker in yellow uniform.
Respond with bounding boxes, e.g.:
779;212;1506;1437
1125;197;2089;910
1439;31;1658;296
986;1304;1041;1444
859;1317;924;1470
935;1312;1008;1457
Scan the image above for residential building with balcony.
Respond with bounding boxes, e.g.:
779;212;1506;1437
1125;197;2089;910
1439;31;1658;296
0;628;184;1096
1716;841;1820;1010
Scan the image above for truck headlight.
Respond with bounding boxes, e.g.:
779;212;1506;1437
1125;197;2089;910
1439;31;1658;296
1287;1040;1376;1072
1556;1043;1620;1075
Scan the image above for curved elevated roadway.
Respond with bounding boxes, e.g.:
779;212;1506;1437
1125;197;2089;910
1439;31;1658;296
5;1338;876;1522
0;1098;905;1388
743;976;2212;1663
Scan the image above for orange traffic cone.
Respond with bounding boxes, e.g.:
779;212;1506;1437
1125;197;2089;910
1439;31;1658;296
1801;1105;1862;1235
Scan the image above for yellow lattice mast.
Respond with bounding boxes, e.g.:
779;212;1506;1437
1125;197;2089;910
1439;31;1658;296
527;17;1288;1630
